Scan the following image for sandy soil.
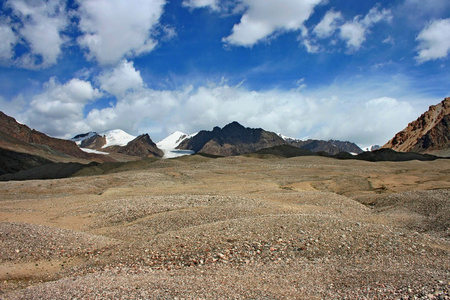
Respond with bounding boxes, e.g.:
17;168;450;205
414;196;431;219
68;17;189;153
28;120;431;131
0;155;449;299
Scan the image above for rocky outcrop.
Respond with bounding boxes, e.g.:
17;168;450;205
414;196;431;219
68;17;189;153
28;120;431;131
383;98;450;156
177;121;286;156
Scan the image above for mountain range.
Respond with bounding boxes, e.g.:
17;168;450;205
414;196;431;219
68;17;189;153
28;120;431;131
0;97;448;179
72;131;163;158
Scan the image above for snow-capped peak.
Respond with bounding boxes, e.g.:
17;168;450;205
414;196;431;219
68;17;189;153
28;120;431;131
157;131;197;159
101;129;136;148
277;133;304;142
71;129;136;148
363;145;381;152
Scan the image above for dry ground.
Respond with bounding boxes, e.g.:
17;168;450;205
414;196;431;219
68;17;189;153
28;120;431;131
0;155;449;299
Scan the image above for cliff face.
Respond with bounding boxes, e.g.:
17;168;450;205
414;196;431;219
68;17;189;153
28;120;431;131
383;98;450;156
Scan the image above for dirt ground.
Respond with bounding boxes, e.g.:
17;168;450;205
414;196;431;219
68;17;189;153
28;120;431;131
0;155;449;299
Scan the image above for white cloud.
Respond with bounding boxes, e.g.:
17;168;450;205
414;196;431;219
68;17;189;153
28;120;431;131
0;95;26;118
313;10;342;38
97;60;144;96
306;5;392;52
72;75;420;147
339;21;366;50
339;6;392;51
223;0;323;47
182;0;220;11
85;88;183;136
362;5;392;26
415;18;450;63
6;0;68;68
0;24;17;60
77;0;166;65
21;77;102;137
12;70;427;146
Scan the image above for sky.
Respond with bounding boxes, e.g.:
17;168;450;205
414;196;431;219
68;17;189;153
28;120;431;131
0;0;449;148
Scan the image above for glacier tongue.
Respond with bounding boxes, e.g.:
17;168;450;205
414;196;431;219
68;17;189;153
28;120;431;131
157;131;196;159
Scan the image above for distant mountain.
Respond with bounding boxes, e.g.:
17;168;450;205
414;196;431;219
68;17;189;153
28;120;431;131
177;121;286;156
281;136;363;155
363;145;381;152
72;130;136;150
72;130;163;158
249;145;441;162
115;134;164;158
383;97;450;157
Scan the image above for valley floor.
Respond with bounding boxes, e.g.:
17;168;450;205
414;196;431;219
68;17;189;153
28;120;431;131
0;155;449;299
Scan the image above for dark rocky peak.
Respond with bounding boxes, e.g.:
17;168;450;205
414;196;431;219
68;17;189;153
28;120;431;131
221;121;262;141
133;134;154;143
116;134;164;158
177;122;285;156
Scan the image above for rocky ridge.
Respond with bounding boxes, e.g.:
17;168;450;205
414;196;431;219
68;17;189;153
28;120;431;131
0;112;92;161
177;121;286;156
73;131;163;158
383;97;450;156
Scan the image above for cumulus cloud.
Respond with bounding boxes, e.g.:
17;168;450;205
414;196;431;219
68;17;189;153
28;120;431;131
339;6;392;51
306;5;392;52
97;60;144;96
6;0;68;68
182;0;220;11
338;22;366;50
77;0;166;65
223;0;323;47
0;24;17;60
0;95;26;118
313;10;342;38
12;69;423;146
21;77;102;137
67;76;417;147
415;18;450;63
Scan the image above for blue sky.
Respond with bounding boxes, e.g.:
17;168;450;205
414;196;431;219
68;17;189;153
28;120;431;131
0;0;449;148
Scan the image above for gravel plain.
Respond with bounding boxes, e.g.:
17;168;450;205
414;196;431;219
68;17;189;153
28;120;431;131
0;156;449;299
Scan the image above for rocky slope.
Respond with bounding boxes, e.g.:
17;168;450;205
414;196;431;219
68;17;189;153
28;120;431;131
383;97;450;156
0;112;93;160
114;134;164;158
177;121;286;156
0;112;113;176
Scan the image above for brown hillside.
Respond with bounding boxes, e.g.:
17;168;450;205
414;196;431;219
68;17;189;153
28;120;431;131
383;97;450;155
0;112;113;165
